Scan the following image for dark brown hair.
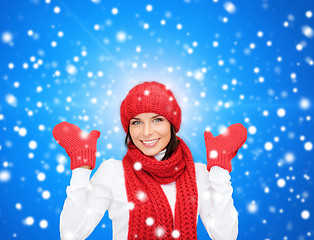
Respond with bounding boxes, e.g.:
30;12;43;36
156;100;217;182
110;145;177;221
124;123;179;161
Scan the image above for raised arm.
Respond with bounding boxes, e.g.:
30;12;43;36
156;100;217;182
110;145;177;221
53;122;110;240
198;165;238;240
60;163;112;240
200;123;247;239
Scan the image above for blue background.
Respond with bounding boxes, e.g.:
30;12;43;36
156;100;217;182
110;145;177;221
1;0;314;239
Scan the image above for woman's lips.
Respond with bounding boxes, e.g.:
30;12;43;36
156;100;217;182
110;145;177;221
141;138;160;147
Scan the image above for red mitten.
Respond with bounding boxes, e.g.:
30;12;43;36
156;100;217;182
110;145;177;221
204;123;247;172
52;122;100;170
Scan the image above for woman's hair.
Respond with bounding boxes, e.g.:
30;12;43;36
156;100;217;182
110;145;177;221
124;123;179;161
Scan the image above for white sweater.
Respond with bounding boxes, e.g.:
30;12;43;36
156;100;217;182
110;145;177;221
60;150;238;240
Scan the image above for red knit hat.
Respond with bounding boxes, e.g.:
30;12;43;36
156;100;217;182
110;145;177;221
120;81;181;133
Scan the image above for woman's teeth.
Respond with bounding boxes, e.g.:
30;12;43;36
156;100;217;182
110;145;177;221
142;139;159;145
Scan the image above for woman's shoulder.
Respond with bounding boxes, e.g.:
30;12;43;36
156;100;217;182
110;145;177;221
194;162;207;171
96;158;124;176
90;159;124;184
194;162;208;177
98;158;123;168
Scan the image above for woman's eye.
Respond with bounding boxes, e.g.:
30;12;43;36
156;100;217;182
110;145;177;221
154;118;163;123
131;121;141;125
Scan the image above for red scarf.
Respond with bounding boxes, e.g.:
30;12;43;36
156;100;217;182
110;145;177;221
122;137;198;239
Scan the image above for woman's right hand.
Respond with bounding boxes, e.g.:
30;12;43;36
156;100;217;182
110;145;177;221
52;122;100;170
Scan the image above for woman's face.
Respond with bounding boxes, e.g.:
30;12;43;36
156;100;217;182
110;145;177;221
129;112;171;156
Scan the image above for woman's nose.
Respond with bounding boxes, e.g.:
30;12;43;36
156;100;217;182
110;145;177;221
143;123;153;136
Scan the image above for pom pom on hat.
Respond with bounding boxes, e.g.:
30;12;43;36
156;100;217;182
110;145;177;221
120;81;181;133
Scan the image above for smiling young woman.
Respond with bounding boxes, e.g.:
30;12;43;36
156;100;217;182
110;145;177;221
128;113;171;156
53;81;247;240
125;114;179;161
129;113;171;156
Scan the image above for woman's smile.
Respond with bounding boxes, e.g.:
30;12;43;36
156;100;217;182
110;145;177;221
129;113;171;156
141;138;160;147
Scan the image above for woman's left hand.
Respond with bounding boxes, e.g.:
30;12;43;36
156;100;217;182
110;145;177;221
204;123;247;172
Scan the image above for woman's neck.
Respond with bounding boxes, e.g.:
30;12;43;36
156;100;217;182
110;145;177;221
154;149;167;161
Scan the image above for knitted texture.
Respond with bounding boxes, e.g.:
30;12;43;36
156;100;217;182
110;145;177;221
123;137;198;239
120;81;181;133
204;123;247;172
52;122;100;170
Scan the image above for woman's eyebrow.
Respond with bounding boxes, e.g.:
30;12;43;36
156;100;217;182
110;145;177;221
130;115;162;121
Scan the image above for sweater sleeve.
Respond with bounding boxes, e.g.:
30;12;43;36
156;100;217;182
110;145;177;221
60;161;112;240
198;165;238;240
